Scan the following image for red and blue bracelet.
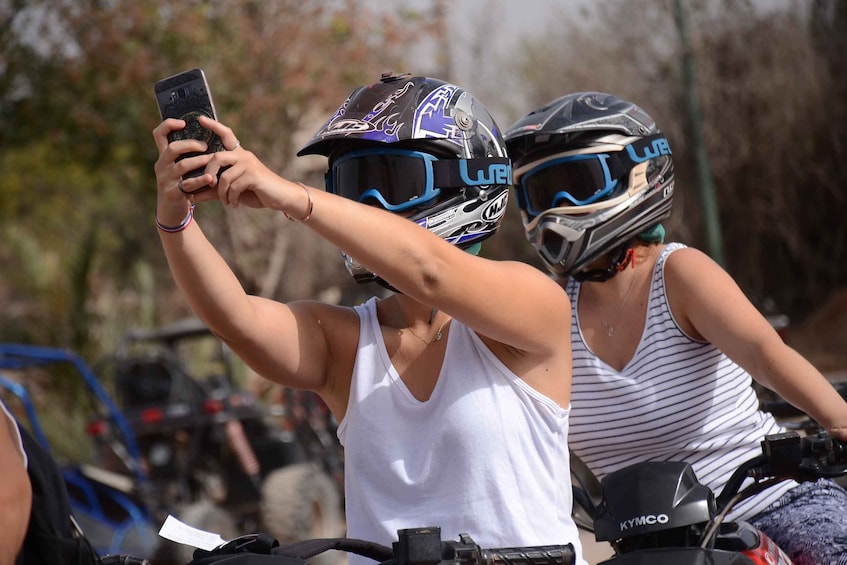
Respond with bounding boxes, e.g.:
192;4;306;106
156;203;196;233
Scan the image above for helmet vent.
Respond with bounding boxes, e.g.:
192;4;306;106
380;71;411;83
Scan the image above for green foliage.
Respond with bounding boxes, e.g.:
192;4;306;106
0;0;433;359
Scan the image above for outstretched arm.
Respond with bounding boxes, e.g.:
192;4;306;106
152;119;340;402
196;117;571;356
153;116;572;406
665;247;847;440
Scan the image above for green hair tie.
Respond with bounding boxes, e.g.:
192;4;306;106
638;224;665;244
465;242;482;256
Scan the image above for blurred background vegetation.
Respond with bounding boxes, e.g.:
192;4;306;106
1;0;845;371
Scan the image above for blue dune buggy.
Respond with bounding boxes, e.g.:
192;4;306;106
0;323;344;564
0;343;163;559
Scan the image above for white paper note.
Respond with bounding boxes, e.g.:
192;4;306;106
158;514;227;551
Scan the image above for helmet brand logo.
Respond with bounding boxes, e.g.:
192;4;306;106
459;161;512;187
324;119;376;135
481;191;509;221
620;513;670;531
626;137;672;163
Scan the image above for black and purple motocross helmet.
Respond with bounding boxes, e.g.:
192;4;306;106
298;72;511;286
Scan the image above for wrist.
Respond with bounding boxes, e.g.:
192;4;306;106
156;203;195;233
283;182;313;222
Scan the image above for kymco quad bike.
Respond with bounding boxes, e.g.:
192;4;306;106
571;431;847;564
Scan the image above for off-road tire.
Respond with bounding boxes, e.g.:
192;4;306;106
260;463;343;564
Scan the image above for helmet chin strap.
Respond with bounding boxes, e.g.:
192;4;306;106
374;277;401;293
573;243;635;283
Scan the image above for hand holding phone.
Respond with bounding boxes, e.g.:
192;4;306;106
154;68;226;185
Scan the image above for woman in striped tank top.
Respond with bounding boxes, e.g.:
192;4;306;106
504;92;847;563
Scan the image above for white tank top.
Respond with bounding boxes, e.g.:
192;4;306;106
339;297;586;565
566;243;795;520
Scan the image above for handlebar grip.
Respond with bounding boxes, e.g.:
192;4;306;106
815;435;847;466
480;545;576;565
788;432;847;478
832;438;847;463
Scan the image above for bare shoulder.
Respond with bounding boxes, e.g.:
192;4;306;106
663;245;748;340
664;245;715;269
290;299;361;346
292;299;360;323
501;259;571;302
290;300;361;415
662;245;729;290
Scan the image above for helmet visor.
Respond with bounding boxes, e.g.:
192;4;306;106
328;148;442;212
516;153;620;217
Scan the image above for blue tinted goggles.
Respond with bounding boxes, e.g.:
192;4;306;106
327;148;511;212
517;153;620;217
515;134;670;218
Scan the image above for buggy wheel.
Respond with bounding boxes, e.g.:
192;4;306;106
261;463;344;563
172;500;238;563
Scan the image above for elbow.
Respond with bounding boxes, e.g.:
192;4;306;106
403;252;450;303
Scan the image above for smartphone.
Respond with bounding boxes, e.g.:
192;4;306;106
154;68;226;181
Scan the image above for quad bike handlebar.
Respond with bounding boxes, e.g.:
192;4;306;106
694;430;847;552
195;527;576;565
385;527;575;565
716;430;847;513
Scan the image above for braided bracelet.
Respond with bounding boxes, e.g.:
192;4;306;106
283;182;314;222
156;204;196;233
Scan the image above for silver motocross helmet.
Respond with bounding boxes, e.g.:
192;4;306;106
504;92;674;280
298;72;511;287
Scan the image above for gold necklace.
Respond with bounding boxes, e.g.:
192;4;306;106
405;308;451;344
598;270;638;337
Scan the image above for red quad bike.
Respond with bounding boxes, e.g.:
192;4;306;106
571;431;847;564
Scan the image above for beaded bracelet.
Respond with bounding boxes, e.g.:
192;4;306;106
156;203;196;233
283;182;314;222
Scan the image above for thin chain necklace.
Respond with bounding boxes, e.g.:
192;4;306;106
405;308;451;345
598;270;638;337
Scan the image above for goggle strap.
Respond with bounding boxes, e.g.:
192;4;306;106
592;135;669;182
432;157;511;188
601;154;628;183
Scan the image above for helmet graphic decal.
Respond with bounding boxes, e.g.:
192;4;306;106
626;137;672;163
583;93;612;111
481;191;509;221
365;81;415;122
318;80;416;143
413;84;464;147
299;74;512;289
